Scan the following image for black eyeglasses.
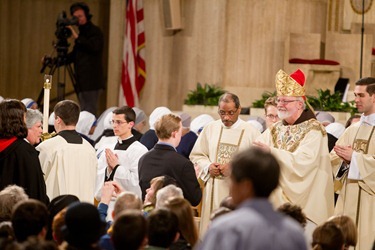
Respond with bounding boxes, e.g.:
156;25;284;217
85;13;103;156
218;108;238;116
110;120;128;125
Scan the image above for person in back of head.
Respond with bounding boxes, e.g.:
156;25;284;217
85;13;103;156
198;147;307;250
25;108;43;146
11;199;49;243
36;100;97;203
65;2;105;116
165;197;199;250
111;210;148;250
311;221;345;250
327;215;357;249
155;185;183;209
0;99;49;204
63;202;106;250
146;209;179;250
0;185;28;223
277;203;307;229
138;113;202;207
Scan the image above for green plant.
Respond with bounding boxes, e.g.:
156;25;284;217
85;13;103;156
184;83;226;106
307;89;357;115
251;91;276;108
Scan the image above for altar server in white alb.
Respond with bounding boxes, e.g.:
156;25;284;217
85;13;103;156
254;69;334;234
37;100;97;203
330;77;375;250
190;92;260;236
95;106;147;220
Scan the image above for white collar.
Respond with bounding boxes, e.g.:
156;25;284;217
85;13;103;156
360;113;375;126
222;118;243;129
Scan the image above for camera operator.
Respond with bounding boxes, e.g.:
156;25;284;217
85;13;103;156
66;2;104;116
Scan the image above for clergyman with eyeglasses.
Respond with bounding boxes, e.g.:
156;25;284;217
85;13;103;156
94;106;148;221
190;92;260;237
253;69;334;243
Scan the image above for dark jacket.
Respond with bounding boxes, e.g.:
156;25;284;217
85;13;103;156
0;138;49;204
69;21;104;92
138;144;202;206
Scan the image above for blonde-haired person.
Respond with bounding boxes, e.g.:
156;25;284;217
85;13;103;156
328;215;357;250
165;197;199;250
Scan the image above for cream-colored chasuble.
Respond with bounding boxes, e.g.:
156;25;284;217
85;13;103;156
331;119;375;250
190;119;260;237
257;119;334;225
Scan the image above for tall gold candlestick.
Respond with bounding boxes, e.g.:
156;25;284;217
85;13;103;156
43;75;52;134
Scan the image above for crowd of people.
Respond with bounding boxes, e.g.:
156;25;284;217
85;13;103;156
0;66;374;250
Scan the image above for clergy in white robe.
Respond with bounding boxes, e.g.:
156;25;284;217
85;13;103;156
254;69;334;229
37;100;98;203
94;106;147;221
330;79;375;250
190;93;260;237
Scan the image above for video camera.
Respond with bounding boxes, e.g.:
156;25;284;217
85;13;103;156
55;11;78;41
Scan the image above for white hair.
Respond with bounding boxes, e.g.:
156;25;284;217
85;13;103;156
155;185;183;209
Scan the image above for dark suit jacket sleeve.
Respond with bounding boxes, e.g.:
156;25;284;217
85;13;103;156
180;161;202;206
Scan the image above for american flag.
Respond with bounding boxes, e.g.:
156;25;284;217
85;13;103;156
120;0;146;107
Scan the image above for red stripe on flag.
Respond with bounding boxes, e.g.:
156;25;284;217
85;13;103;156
121;0;146;107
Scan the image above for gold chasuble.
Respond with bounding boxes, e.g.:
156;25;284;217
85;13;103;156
331;117;375;250
257;118;334;225
190;119;260;237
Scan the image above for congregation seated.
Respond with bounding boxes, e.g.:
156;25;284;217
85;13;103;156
143;175;177;214
0;185;28;223
111;210;148;250
146;209;179;250
312;221;345;250
327;215;357;250
11;199;49;243
46;194;79;241
164;197;199;250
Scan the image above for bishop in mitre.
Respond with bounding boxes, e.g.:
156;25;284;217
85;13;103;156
254;69;334;239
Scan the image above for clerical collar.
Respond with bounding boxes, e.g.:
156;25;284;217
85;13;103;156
114;135;136;150
222;118;243;129
360;113;375;126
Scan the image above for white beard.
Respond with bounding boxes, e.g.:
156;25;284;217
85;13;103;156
278;110;291;120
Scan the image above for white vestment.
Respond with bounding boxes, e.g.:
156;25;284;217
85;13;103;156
95;139;147;221
37;135;98;203
190;119;260;237
257;119;334;225
330;114;375;250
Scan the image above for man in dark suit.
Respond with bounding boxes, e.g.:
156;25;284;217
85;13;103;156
138;114;202;206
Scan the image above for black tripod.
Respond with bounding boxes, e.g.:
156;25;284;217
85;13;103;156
37;39;78;107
